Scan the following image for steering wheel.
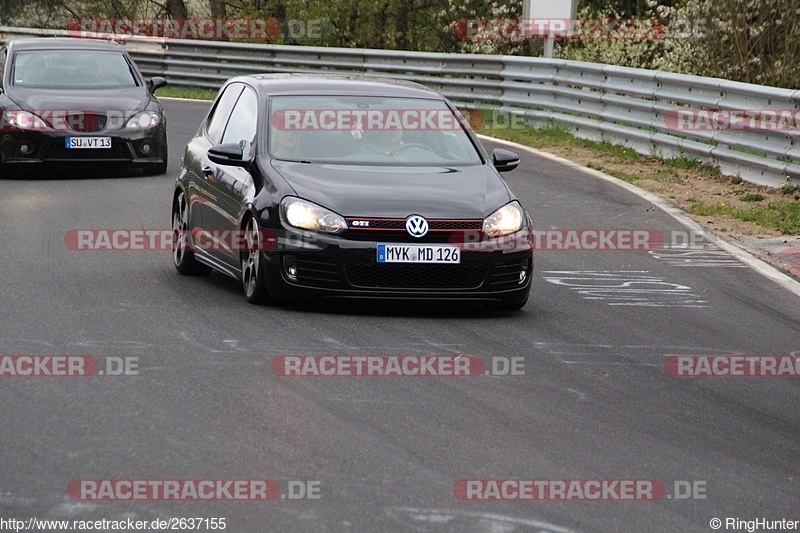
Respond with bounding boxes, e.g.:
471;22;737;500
390;142;434;156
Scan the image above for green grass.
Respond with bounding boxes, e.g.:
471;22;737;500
730;145;767;158
689;200;800;234
664;156;720;176
471;111;640;163
614;171;643;182
780;184;800;196
155;86;218;100
663;156;700;170
650;169;682;183
740;193;765;202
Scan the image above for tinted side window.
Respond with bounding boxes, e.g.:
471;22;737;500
206;83;244;144
221;86;258;148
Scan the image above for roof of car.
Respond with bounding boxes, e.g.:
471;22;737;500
8;38;126;52
229;74;443;99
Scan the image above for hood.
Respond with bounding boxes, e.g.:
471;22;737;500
7;86;151;118
270;161;513;219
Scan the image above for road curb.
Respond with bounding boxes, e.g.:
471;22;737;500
479;134;800;299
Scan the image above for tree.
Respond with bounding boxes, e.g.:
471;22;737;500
654;0;800;88
166;0;188;18
209;0;227;18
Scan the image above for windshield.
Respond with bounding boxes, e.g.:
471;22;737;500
12;50;139;89
267;95;482;165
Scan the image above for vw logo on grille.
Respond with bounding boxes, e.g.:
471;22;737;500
405;215;429;238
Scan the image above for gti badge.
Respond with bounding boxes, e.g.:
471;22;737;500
405;215;429;238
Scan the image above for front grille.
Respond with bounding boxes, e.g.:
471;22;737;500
345;218;482;232
344;217;483;243
344;263;487;289
429;220;483;231
344;232;458;243
295;258;340;287
66;112;108;132
44;141;132;161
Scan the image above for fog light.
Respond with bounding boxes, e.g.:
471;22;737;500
19;143;32;155
519;259;529;284
140;142;152;155
283;255;297;281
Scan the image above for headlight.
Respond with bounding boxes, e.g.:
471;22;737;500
126;111;161;129
2;110;48;130
483;201;525;237
281;197;348;234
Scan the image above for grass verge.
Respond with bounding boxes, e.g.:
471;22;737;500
156;86;218;100
689;200;800;235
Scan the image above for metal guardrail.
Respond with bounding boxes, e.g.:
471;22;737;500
2;26;799;187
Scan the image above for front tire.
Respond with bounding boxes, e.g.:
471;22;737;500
172;191;211;275
241;216;270;304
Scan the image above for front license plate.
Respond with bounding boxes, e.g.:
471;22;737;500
377;244;461;264
65;137;111;149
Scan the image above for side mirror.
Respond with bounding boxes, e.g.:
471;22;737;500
492;149;520;172
148;76;167;92
208;143;248;167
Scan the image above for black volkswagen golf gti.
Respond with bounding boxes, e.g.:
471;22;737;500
173;74;533;309
0;38;167;177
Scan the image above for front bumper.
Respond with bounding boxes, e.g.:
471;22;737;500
0;126;166;168
262;228;533;303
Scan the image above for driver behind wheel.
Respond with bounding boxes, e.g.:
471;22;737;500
362;128;405;156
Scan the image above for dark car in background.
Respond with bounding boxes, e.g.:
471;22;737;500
0;37;168;177
172;74;533;309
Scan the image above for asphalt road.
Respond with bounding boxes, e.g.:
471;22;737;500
0;98;798;532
